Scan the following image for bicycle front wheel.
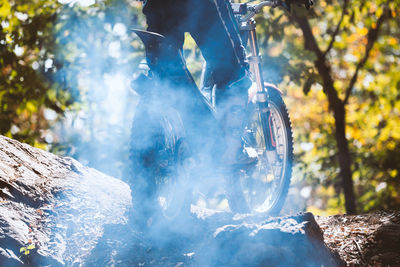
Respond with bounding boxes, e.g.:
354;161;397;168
236;88;293;215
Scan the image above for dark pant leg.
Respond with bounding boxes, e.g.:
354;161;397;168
186;0;248;87
143;0;247;87
142;0;187;52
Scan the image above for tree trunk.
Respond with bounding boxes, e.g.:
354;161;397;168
333;101;356;214
291;12;357;214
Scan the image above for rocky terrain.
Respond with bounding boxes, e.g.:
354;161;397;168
0;135;398;266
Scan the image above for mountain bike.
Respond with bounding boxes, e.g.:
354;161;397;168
130;0;297;222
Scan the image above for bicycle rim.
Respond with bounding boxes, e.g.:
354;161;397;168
241;91;293;214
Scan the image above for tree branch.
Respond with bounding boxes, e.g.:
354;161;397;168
343;8;390;105
291;13;324;59
323;0;349;57
291;10;342;110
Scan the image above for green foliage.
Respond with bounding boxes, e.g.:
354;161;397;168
19;244;35;258
0;0;70;148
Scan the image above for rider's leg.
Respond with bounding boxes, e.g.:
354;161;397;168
187;0;248;86
187;0;252;165
142;0;188;82
142;0;186;49
143;0;252;165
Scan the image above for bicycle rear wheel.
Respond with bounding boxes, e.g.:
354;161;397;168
130;99;190;223
231;88;293;215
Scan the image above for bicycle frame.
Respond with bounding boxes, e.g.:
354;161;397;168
242;13;278;152
199;1;284;152
234;1;283;152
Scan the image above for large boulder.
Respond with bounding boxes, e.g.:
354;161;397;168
0;135;132;265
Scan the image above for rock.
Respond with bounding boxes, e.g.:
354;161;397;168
194;212;344;266
0;135;132;265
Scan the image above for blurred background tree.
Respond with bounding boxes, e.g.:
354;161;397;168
0;0;65;147
0;0;143;177
0;0;399;214
253;0;400;214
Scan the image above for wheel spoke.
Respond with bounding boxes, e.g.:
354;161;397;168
237;93;293;214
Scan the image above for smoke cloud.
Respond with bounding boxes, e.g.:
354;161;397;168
48;0;323;265
51;0;143;179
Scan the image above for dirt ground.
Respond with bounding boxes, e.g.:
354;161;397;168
315;211;400;267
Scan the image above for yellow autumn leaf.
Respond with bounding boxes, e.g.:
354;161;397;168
358;27;368;36
0;0;11;17
376;7;383;18
347;34;358;43
388;37;398;46
312;26;320;35
387;141;396;151
390;169;398;178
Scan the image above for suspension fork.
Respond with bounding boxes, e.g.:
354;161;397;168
244;19;276;151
